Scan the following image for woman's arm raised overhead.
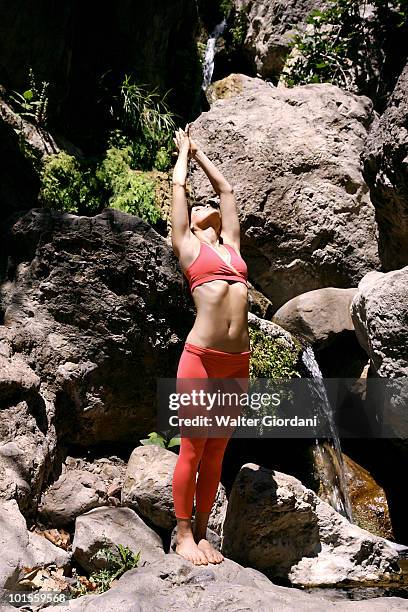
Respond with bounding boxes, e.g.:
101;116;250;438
189;134;240;249
171;126;193;257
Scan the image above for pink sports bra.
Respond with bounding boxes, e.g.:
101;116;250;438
184;242;248;293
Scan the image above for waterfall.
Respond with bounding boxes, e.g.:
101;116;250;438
301;346;354;522
201;19;227;90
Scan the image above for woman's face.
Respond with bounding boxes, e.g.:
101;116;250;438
190;200;221;231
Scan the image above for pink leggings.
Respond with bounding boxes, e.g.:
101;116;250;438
172;342;250;519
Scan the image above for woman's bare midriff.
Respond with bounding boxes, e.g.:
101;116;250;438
185;279;249;352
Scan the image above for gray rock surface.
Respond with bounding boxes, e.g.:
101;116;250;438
189;75;380;310
122;445;228;534
0;207;194;458
222;465;402;587
363;62;408;271
38;469;109;527
0;358;56;517
72;506;164;573
350;267;408;377
27;554;408;611
234;0;326;78
0;498;71;590
273;287;357;348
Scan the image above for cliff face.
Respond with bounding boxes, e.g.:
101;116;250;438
0;0;200;148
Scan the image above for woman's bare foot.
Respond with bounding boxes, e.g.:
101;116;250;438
176;534;209;565
196;538;224;563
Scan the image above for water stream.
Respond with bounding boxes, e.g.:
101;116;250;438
301;346;354;522
201;19;227;90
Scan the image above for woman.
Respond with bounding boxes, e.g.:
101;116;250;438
171;124;250;566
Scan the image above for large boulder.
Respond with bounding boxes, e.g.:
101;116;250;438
222;464;403;587
350;267;408;378
0;207;193;446
189;75;380;310
273;287;357;348
362;62;408;271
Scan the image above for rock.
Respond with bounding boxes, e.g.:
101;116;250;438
222;464;402;587
189;76;380;310
247;280;274;318
362;62;408;270
233;0;327;79
34;553;408;611
122;445;228;534
0;207;194;451
72;506;164;573
122;446;178;530
273;287;357;348
37;469;109;527
343;454;393;541
0;498;71;590
350;267;408;377
0;371;56;518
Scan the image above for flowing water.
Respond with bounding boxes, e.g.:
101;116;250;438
301;346;354;522
201;19;227;90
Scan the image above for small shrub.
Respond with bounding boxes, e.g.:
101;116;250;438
140;431;181;449
40;152;86;212
249;326;302;380
71;543;140;597
96;147;160;223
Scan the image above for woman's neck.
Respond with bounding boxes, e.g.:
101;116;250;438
194;228;221;247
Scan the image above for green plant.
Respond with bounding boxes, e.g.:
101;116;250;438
9;67;49;126
230;7;249;49
249;326;302;380
140;431;181;449
96;146;160;223
39;152;87;212
109;74;177;171
71;543;140;597
282;0;408;92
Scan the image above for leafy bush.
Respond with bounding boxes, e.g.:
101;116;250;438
40;152;91;212
282;0;408;95
249;326;302;379
40;147;162;223
140;431;181;449
96;147;160;223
